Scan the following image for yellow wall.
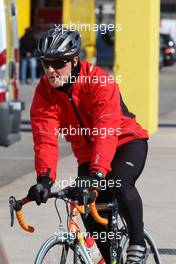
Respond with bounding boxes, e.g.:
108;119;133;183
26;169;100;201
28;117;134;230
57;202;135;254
63;0;96;62
114;0;160;134
4;0;14;60
16;0;31;37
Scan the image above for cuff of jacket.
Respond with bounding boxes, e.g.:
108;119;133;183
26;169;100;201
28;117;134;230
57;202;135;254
90;166;108;177
36;168;56;183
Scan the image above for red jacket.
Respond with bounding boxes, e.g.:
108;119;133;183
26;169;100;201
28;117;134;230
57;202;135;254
30;61;148;182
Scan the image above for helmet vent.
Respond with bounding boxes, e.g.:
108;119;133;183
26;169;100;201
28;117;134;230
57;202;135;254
37;28;81;59
38;39;42;51
47;37;53;49
68;40;73;47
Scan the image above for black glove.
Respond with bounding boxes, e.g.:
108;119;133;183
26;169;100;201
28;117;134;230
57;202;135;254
70;172;105;204
74;175;101;191
27;176;53;205
74;171;105;190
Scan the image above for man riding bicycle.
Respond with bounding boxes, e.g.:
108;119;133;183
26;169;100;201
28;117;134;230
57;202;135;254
27;27;149;264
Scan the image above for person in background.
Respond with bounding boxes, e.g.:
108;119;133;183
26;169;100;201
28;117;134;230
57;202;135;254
20;27;37;84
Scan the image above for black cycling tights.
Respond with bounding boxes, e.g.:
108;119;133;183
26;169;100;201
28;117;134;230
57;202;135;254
78;138;148;263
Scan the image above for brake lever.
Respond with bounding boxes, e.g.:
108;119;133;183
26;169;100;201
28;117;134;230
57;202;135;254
9;196;23;227
9;196;16;227
83;189;89;219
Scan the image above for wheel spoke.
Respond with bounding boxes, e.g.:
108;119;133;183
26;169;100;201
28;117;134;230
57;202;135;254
118;232;162;264
35;237;87;264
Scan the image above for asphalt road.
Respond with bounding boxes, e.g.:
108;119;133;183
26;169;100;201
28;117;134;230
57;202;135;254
159;64;176;123
0;64;176;188
0;133;72;187
0;81;72;188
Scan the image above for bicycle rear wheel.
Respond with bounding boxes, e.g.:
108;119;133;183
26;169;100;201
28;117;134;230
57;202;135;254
118;228;162;264
34;234;90;264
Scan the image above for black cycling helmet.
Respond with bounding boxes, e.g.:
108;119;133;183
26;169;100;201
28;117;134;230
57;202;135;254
36;27;81;60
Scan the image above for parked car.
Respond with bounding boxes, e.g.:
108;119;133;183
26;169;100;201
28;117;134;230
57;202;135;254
0;0;24;147
159;34;164;70
160;33;176;66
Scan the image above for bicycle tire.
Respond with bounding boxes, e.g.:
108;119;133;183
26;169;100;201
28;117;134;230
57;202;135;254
118;228;162;264
34;234;92;264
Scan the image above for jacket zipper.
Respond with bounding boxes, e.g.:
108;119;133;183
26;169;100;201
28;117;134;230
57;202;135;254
68;92;91;144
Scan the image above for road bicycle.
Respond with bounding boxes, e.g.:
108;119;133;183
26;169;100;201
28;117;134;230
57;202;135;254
9;187;162;264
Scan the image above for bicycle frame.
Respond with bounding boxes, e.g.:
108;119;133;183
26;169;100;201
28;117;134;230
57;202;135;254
67;199;127;264
68;202;93;264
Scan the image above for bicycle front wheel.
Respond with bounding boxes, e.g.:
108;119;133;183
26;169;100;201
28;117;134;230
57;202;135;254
34;234;90;264
118;228;162;264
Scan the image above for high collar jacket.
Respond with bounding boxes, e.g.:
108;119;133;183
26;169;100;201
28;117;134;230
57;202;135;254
30;61;148;182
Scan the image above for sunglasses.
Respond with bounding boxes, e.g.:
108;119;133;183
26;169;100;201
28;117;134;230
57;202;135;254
41;59;68;69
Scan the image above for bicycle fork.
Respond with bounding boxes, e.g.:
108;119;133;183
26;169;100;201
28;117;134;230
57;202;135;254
76;235;93;264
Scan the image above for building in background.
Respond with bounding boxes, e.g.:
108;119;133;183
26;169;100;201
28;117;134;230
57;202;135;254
16;0;62;38
160;0;176;50
31;0;62;34
161;0;176;18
